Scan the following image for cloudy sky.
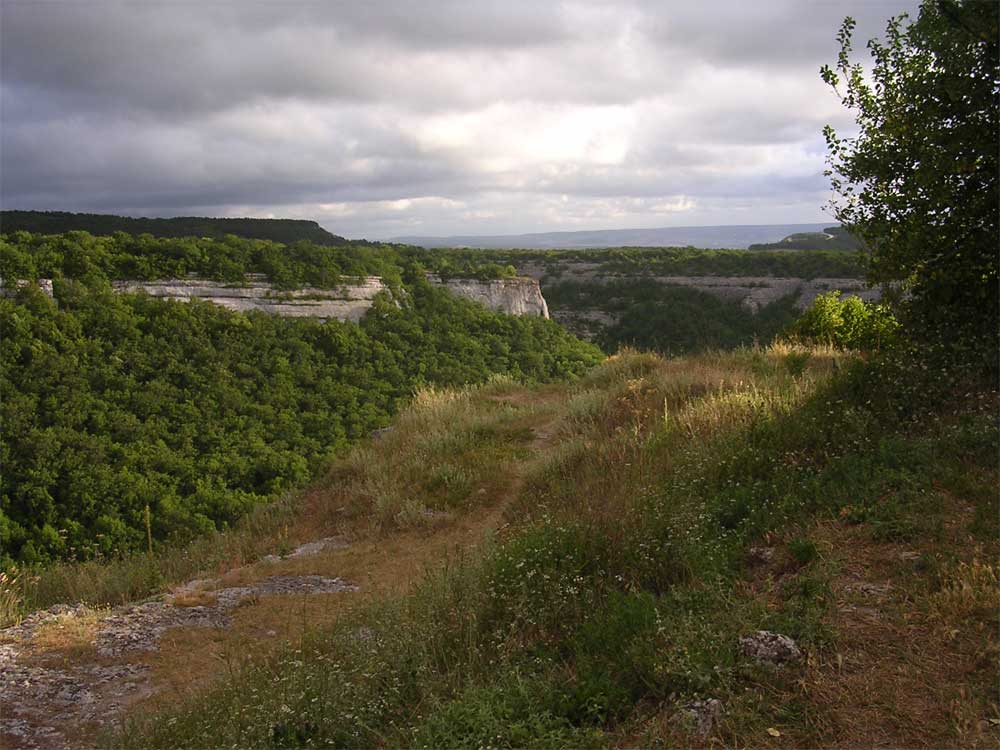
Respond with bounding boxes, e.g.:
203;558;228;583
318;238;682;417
1;0;919;239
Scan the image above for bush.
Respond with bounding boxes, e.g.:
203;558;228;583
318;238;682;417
785;291;898;349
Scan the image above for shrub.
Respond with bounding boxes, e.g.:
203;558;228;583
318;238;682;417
786;291;898;350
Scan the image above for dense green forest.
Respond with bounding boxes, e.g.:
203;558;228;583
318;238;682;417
0;235;601;566
545;280;804;354
0;211;346;245
1;231;404;290
426;245;865;279
0;230;520;289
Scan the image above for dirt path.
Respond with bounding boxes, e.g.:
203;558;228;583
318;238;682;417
0;390;565;750
761;499;999;749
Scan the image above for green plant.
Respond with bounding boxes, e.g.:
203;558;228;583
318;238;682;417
822;1;999;347
786;291;898;350
788;538;818;566
0;569;26;627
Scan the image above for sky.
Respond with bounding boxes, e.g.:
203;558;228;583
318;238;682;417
1;0;920;240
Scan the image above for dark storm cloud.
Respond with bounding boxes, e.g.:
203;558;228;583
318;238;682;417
642;0;915;67
1;0;921;237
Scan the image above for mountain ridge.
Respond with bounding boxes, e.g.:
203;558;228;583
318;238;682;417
393;222;831;249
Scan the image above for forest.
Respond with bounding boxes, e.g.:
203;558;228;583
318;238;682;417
0;211;346;246
0;233;601;566
545;280;805;354
423;244;865;279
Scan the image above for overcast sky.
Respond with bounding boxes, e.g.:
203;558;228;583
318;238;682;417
1;0;919;239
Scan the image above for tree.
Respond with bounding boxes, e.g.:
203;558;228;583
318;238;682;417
821;1;998;347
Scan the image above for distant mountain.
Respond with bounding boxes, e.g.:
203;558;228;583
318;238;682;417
748;225;861;251
393;223;831;250
0;210;347;245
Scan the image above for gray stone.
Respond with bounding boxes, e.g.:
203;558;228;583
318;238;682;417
747;546;776;565
428;275;549;318
112;277;389;322
678;698;723;736
738;630;802;666
845;581;892;598
286;537;350;558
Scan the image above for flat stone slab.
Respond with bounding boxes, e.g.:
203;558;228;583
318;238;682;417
1;572;358;749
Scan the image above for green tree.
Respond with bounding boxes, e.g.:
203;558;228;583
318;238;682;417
821;1;998;347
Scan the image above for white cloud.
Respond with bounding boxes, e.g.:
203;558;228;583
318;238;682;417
0;0;921;238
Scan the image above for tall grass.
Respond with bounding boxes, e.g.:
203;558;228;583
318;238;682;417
103;345;998;748
6;377;542;620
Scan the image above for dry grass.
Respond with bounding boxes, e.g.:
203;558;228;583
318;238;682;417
930;559;1000;622
310;380;556;536
753;497;1000;749
28;606;108;661
0;569;28;628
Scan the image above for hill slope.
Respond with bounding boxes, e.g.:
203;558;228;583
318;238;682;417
0;211;346;245
1;347;995;749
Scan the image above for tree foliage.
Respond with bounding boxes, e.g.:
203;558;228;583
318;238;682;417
0;211;346;245
821;1;999;345
0;237;601;566
785;291;899;350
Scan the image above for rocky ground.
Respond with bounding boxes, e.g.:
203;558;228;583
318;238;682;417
0;538;355;749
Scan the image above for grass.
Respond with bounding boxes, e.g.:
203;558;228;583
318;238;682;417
2;376;543;625
11;342;995;749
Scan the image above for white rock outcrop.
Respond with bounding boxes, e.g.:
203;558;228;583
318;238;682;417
4;275;550;321
430;275;550;318
112;276;388;322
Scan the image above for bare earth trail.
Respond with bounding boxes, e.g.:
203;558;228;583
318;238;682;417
0;388;566;750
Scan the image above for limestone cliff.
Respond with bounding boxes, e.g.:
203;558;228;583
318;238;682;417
111;276;388;321
508;260;880;341
4;275;550;321
429;275;549;318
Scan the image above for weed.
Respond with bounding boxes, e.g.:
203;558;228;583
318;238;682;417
929;560;1000;623
789;538;819;566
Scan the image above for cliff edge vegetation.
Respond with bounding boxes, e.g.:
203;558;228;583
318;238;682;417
0;233;601;568
1;336;991;749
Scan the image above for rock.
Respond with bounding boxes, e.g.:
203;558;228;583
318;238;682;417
738;631;802;666
212;575;357;609
677;698;723;736
428;275;549;318
112;277;390;322
747;546;776;565
96;602;231;657
845;582;892;598
1;573;358;749
32;274;553;323
286;537;350;559
370;426;393;441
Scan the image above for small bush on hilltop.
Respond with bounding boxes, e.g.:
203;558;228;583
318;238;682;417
785;291;899;350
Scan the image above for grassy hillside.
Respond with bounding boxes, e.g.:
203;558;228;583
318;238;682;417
748;225;862;252
28;341;985;749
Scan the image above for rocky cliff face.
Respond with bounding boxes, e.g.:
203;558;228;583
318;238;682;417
430;275;549;318
5;275;550;321
513;261;877;312
112;276;388;321
509;260;880;341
